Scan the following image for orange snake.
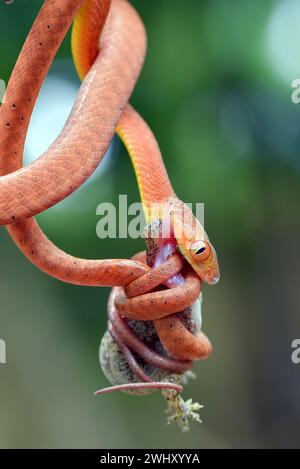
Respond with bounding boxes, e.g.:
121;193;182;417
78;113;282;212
0;0;220;392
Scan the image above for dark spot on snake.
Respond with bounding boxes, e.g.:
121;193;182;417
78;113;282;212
6;123;10;127
12;104;16;108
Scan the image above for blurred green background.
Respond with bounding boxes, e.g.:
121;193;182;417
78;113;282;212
1;0;300;449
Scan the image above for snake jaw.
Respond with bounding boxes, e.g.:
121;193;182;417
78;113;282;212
144;215;186;287
153;241;185;288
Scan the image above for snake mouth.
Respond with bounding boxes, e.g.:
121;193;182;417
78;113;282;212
144;216;186;288
205;274;220;285
190;262;220;285
153;240;185;288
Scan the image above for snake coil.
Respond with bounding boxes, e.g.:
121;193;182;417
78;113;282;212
1;1;216;398
98;245;212;395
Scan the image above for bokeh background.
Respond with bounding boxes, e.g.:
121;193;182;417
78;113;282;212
0;0;300;449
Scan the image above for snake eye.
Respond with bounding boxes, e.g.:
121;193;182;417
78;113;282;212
190;241;211;262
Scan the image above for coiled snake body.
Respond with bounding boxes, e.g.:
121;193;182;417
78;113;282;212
0;0;220;395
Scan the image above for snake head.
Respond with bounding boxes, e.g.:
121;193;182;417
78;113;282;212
167;198;220;285
187;237;219;285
